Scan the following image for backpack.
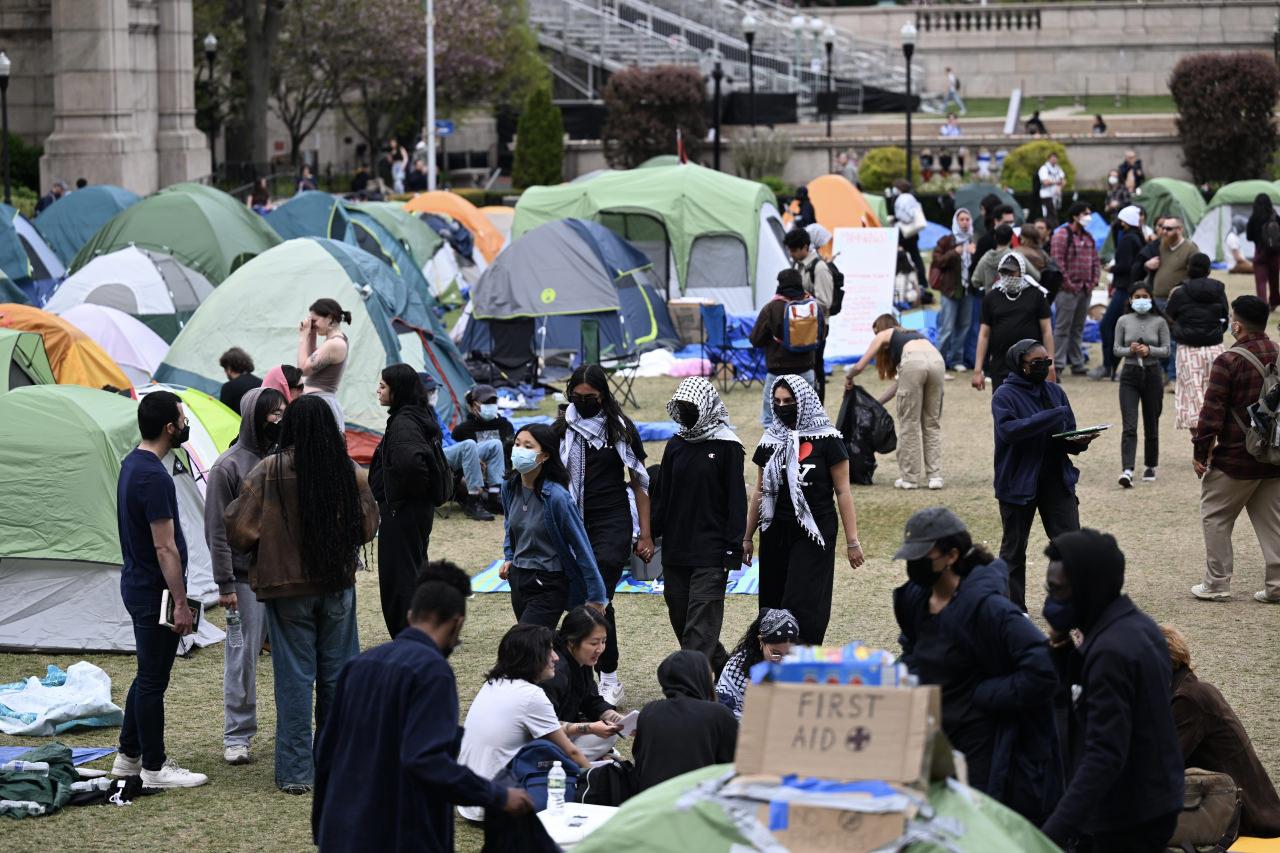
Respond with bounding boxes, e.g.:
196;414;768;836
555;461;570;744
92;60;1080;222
779;297;823;353
1261;218;1280;256
575;757;637;807
492;739;580;812
1039;255;1064;305
1165;768;1241;853
807;257;846;316
1226;346;1280;465
427;436;454;507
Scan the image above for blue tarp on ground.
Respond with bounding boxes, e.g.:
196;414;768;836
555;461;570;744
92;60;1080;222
470;558;760;595
0;746;115;767
918;221;951;252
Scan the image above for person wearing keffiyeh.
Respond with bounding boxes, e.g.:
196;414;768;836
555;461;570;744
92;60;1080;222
714;608;800;720
555;365;651;706
650;378;747;674
743;376;864;645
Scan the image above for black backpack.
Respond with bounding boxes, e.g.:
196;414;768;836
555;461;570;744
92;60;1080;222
427;436;454;508
808;257;846;316
1261;217;1280;256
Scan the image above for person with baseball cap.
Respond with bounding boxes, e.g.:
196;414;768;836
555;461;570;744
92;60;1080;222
892;507;1062;824
451;383;515;517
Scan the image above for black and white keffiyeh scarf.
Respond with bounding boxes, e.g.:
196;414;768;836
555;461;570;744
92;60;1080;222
666;377;742;446
993;250;1048;298
757;375;841;548
561;403;649;532
714;608;800;718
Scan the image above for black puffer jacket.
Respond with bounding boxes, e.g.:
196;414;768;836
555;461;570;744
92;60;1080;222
369;401;442;508
1165;276;1230;347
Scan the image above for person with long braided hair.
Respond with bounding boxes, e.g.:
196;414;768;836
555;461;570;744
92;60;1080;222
226;395;379;794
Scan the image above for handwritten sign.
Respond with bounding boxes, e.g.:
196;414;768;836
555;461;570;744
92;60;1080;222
825;227;898;362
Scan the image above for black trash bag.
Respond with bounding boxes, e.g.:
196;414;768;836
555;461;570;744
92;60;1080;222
836;384;897;486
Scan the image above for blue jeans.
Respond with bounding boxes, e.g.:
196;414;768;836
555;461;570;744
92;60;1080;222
964;294;982;368
444;438;504;492
1100;287;1129;373
761;369;816;425
936;293;972;368
944;89;967;114
118;600;180;771
265;587;359;787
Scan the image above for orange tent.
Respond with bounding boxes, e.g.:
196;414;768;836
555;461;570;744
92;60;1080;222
403;191;504;263
0;303;132;392
783;174;882;258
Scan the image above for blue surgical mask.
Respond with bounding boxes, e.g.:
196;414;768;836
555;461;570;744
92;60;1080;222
1042;597;1078;633
479;403;500;420
511;447;541;474
1131;297;1152;314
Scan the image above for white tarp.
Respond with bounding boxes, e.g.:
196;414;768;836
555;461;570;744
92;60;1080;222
0;662;122;736
824;227;899;360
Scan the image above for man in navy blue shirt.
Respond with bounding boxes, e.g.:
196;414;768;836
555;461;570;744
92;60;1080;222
313;562;533;852
110;390;208;788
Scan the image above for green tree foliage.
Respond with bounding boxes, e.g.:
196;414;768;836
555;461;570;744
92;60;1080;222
858;147;922;193
6;134;42;194
512;86;564;189
1171;52;1280;185
1001;140;1074;194
602;66;707;169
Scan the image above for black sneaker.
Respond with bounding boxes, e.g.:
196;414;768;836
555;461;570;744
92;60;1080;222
1142;467;1157;482
461;495;495;522
1070;365;1088;376
484;491;504;516
1087;367;1111;382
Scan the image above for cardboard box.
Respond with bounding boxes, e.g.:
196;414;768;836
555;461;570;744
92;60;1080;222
753;802;906;853
668;298;710;347
735;682;948;785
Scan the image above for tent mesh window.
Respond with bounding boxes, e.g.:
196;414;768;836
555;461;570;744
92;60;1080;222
765;216;787;251
686;235;749;292
599;212;670;293
17;236;51;280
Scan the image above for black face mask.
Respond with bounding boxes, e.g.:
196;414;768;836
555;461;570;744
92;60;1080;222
772;403;799;429
172;424;191;446
573;398;602;419
905;557;938;588
260;420;281;448
1024;363;1051;384
673;401;699;427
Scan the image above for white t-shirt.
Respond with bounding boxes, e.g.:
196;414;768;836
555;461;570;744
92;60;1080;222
1038;163;1064;200
457;678;561;822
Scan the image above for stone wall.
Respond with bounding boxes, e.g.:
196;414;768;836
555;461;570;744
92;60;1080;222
817;1;1272;100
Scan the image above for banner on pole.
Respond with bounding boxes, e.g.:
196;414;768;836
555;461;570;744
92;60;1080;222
824;227;899;360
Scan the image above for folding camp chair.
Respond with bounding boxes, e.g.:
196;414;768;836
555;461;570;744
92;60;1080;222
699;303;762;394
580;318;641;408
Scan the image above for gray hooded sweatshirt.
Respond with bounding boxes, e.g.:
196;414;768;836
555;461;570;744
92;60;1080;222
204;386;273;594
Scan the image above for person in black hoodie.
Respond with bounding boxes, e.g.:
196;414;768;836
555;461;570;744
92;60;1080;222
1093;206;1147;382
650;377;746;674
371;364;444;638
1040;529;1184;852
1165;252;1230;430
892;506;1061;824
539;606;624;761
633;650;737;792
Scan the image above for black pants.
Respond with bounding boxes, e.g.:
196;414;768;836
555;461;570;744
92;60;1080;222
663;564;729;674
759;516;836;644
998;485;1080;611
377;501;434;639
902;234;927;293
814;332;828;403
510;568;569;629
1119;363;1163;471
586;508;632;675
119;600;180;771
1078;809;1179;853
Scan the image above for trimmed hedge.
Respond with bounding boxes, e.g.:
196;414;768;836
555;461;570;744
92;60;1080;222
859;146;923;193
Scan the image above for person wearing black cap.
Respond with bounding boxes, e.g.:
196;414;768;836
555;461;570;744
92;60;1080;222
1040;529;1184;852
451;383;515;516
992;339;1094;610
892;507;1062;824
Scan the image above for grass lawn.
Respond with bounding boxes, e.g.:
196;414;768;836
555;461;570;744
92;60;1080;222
2;270;1278;851
937;94;1177;118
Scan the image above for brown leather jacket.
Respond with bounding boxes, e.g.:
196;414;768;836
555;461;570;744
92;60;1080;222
225;452;379;601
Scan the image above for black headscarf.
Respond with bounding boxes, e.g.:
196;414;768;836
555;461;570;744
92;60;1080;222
657;650;714;701
1004;337;1042;376
1050;529;1125;632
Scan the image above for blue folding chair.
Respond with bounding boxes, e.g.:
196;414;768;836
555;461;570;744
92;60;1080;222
699;303;763;394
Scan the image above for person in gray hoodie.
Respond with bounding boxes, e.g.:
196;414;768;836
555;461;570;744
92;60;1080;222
203;385;287;766
1113;283;1170;488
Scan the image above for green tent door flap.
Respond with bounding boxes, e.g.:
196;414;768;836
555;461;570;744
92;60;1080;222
0;328;56;392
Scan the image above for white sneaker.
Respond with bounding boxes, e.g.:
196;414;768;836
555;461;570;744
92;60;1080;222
927;478;944;490
953;365;968;373
1190;583;1231;602
224;744;251;765
1118;470;1133;489
599;680;626;707
1254;591;1280;604
140;758;208;788
943;373;955;382
111;752;140;777
894;479;919;490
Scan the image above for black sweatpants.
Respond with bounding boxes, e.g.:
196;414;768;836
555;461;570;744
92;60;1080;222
998;485;1080;611
510;568;569;629
1119;363;1163;471
376;501;434;639
586;507;632;675
759;516;837;645
663;564;729;674
814;333;828;404
1079;810;1179;853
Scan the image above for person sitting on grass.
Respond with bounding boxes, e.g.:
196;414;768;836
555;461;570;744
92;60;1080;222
634;650;737;793
714;608;799;720
540;606;625;762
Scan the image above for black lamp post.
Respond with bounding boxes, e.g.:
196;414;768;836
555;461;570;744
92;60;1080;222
823;26;835;142
203;33;218;178
711;53;723;171
1273;13;1280;66
0;51;10;206
742;13;757;130
901;22;917;187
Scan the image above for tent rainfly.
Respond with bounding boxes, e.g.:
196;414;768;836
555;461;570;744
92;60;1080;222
0;327;55;392
0;302;132;392
33;185;142;266
1191;180;1280;263
55;303;169;388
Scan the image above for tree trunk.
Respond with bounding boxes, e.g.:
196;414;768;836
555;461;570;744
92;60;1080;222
242;0;285;176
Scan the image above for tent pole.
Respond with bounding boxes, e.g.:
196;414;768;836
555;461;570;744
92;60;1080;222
426;0;437;192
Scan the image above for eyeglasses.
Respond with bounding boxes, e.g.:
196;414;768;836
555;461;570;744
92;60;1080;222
1161;225;1180;232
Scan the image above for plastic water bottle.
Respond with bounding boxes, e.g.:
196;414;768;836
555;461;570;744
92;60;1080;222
225;609;243;649
0;800;46;815
0;760;49;776
70;778;112;793
546;761;566;814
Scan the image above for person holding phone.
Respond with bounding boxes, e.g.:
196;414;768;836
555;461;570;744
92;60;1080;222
1113;285;1170;487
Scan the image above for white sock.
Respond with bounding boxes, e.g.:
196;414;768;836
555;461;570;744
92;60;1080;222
599;671;619;687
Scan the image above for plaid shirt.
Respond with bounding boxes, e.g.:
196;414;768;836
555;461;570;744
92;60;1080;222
1192;333;1280;479
1049;226;1101;295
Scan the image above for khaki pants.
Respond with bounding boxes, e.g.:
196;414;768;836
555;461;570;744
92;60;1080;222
896;346;946;485
1199;470;1280;598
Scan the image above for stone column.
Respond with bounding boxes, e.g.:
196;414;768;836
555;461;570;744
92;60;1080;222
155;0;210;186
40;0;156;192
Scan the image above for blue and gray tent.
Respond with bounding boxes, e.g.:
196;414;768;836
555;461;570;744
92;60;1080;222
33;185;142;266
0;203;66;305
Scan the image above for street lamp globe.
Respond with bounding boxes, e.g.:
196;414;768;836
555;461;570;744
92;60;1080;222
823;25;836;50
0;52;11;80
790;14;806;33
900;22;918;57
741;13;757;37
203;33;218;55
808;16;824;37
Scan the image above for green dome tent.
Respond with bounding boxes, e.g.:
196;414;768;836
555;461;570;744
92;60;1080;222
513;164;789;313
33;185;142;266
1192;179;1280;263
1101;177;1207;261
0;327;55;392
154;238;472;463
0;385;223;652
69;182;282;283
355;201;446;270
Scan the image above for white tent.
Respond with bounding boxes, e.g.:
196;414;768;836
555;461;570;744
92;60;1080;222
58;303;168;387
